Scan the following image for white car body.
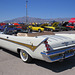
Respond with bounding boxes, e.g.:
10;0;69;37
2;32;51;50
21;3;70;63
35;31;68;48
0;33;75;62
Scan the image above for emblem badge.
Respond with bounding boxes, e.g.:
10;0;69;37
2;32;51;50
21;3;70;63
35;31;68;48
62;42;69;46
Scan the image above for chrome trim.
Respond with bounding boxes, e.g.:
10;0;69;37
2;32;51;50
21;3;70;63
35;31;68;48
41;46;75;62
0;37;48;51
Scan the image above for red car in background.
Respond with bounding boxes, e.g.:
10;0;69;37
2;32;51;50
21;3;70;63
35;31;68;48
0;23;6;26
66;23;75;30
13;23;22;29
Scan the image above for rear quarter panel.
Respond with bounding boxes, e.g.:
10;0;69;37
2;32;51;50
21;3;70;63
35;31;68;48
0;34;47;60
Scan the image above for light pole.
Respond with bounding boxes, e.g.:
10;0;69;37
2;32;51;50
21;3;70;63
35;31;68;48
26;0;28;24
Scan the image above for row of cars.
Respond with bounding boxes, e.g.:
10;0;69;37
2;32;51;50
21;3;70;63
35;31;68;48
27;22;75;32
0;22;75;34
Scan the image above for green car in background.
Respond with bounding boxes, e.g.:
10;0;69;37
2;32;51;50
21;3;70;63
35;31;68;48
55;23;72;31
50;22;72;31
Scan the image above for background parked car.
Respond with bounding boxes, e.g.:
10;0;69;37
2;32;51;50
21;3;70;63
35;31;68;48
28;24;44;32
66;23;75;30
3;25;27;35
39;23;59;32
56;23;72;31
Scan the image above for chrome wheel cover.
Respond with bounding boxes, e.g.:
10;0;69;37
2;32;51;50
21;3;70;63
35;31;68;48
20;50;28;62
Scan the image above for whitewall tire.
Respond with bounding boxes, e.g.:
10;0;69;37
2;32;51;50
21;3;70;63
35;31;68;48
20;50;32;63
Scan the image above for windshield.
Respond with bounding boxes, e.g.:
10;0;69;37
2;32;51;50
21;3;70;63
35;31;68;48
36;24;41;27
32;24;41;27
45;25;52;26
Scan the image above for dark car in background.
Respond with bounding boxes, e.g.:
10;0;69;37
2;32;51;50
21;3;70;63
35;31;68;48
0;25;8;32
56;24;72;31
3;25;28;35
3;26;21;35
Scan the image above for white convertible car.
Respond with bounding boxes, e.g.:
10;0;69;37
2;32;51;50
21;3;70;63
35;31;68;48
0;31;75;63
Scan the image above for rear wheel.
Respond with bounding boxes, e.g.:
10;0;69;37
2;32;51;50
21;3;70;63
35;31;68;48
38;29;41;33
20;50;32;63
28;28;32;33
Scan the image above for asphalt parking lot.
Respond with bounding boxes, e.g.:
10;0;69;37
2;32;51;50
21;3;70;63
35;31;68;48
0;31;75;75
54;30;75;34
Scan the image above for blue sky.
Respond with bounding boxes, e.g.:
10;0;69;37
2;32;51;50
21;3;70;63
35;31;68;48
0;0;75;22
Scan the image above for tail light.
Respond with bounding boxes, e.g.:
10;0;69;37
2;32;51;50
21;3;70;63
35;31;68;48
44;40;50;51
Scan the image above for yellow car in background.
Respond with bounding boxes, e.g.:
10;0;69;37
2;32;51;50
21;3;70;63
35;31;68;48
41;23;59;32
40;23;56;31
44;25;55;31
28;24;44;32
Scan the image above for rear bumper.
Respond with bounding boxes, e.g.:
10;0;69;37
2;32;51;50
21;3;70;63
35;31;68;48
41;46;75;62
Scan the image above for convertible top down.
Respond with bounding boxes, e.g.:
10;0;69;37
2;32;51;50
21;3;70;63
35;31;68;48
0;31;75;63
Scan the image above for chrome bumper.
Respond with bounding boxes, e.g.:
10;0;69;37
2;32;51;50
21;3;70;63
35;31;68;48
41;47;75;62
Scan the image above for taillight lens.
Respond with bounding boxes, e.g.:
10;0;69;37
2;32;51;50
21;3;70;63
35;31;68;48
45;44;49;47
47;47;50;51
44;40;50;51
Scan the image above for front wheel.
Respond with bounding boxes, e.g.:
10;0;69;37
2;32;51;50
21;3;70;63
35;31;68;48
20;50;32;63
50;29;53;32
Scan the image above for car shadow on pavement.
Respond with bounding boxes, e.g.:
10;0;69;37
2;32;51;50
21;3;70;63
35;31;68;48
2;48;75;73
31;56;75;73
2;48;20;58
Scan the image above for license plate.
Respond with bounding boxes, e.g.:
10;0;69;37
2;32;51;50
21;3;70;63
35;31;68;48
65;49;74;54
64;49;74;58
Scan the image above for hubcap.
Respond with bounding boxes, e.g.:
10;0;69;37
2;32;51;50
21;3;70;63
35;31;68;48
20;50;28;61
